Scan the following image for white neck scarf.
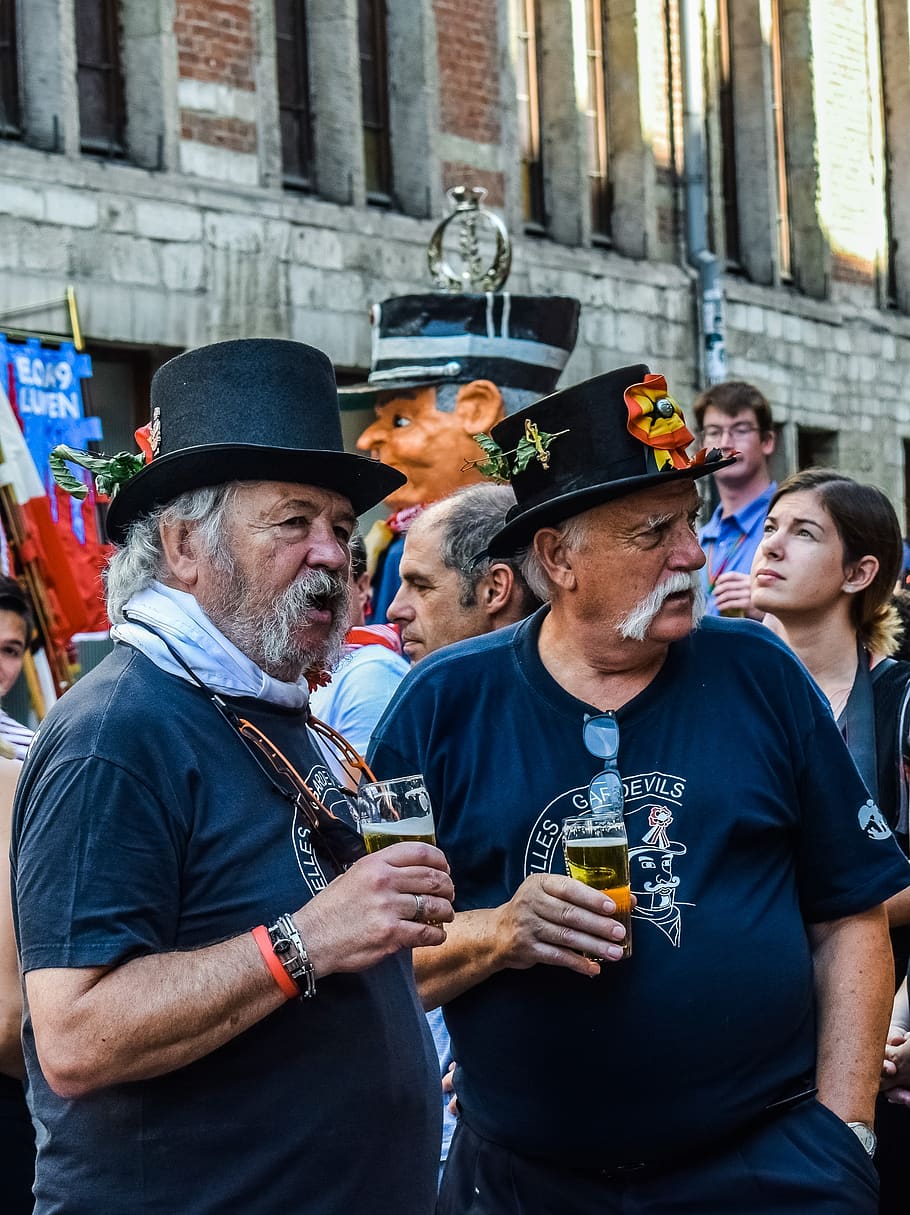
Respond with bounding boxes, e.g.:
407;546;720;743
110;582;309;709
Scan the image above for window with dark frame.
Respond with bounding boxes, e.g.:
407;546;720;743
797;426;838;471
717;0;741;267
276;0;315;190
75;0;127;157
0;0;21;138
515;0;546;230
585;0;611;241
769;0;793;280
358;0;393;204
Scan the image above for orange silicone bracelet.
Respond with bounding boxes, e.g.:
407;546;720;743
252;924;299;1000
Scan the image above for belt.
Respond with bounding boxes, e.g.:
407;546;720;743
592;1087;819;1183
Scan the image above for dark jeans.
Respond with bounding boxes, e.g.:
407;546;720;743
875;1093;909;1215
0;1074;36;1214
438;1100;878;1215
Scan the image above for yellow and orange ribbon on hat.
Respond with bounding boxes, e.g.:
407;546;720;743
624;374;695;472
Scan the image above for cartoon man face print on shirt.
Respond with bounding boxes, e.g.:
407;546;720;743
523;769;693;948
628;805;687;947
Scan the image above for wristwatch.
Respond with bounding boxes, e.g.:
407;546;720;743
846;1122;877;1156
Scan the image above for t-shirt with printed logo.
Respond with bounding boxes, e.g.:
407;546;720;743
369;611;910;1169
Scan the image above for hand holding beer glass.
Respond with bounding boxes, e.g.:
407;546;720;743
356;774;436;852
562;810;632;959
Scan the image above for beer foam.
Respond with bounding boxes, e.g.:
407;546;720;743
566;837;626;849
366;814;435;836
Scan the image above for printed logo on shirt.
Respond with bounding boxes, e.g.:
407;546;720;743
522;770;694;947
857;797;892;841
291;763;357;897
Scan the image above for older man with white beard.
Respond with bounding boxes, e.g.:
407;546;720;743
368;365;910;1215
10;340;454;1215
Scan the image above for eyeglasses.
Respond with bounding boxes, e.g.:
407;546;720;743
583;712;623;813
701;423;762;443
308;712;377;788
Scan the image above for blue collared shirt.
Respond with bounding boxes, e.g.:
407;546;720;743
699;482;776;615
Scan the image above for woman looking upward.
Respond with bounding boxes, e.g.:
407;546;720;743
751;468;910;949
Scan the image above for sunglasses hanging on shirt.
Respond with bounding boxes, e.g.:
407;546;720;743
121;612;370;875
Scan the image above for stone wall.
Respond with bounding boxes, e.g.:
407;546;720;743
2;0;910;518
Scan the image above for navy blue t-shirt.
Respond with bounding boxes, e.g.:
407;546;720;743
12;646;439;1215
369;612;910;1168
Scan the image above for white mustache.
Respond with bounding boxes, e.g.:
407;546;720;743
618;571;705;641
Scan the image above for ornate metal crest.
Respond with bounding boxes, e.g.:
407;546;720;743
427;186;512;293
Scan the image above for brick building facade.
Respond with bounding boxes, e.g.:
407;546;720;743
1;1;910;520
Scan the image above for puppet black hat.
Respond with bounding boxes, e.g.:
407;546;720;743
339;292;580;402
103;339;404;544
485;364;737;557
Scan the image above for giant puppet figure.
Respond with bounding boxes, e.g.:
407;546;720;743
348;189;580;620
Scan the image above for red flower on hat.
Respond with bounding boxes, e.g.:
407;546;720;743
135;426;154;464
624;375;695;472
134;406;161;465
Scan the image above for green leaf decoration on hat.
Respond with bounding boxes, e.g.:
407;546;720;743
50;445;147;501
466;421;568;480
469;433;512;481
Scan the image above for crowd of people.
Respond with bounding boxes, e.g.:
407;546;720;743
1;334;909;1214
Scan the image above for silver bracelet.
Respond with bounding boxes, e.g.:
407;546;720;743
267;913;316;999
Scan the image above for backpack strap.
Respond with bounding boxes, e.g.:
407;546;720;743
871;659;910;836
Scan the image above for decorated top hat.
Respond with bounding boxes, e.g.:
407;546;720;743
340;292;581;403
103;339;404;544
485;364;737;557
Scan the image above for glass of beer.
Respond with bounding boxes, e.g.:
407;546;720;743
562;810;632;959
356;775;436;853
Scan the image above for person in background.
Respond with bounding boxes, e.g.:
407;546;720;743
387;484;540;664
750;468;910;1215
882;977;910;1108
751;469;910;936
0;577;34;759
388;481;541;1184
309;533;409;786
694;381;776;618
0;754;32;1212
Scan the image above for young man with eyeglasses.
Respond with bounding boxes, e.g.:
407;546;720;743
369;366;910;1214
694;380;777;617
9;340;455;1215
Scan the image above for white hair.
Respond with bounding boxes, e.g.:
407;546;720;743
518;513;593;602
104;485;241;622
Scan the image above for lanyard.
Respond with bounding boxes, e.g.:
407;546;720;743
838;641;878;801
705;529;749;594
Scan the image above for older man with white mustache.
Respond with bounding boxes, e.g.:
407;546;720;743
368;365;910;1215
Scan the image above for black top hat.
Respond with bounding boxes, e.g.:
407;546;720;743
339;292;580;402
486;364;737;557
105;339;405;544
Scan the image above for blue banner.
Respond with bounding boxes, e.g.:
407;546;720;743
1;337;104;542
